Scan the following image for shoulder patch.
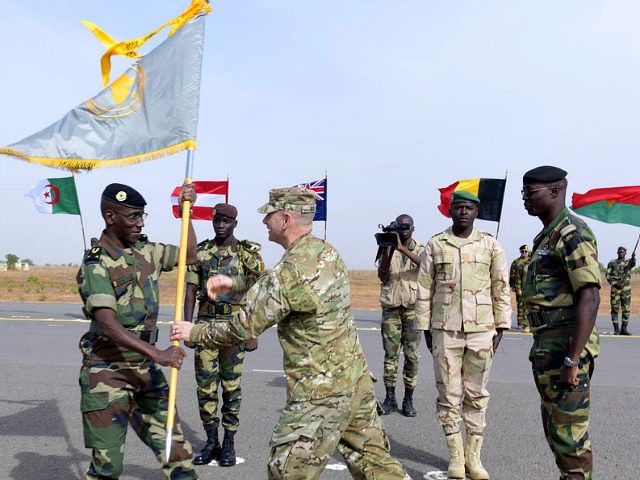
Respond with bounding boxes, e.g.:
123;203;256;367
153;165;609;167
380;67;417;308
239;239;262;252
560;224;577;237
84;245;103;264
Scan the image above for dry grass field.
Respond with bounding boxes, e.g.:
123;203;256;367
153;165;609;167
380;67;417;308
1;266;639;317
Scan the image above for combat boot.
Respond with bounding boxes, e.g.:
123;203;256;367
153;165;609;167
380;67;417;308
613;321;620;335
400;387;416;417
465;434;489;480
219;429;236;467
445;432;465;479
193;424;221;465
620;322;631;335
380;386;397;415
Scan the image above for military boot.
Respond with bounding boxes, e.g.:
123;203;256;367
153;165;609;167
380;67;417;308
219;429;236;467
465;434;489;480
445;432;465;479
620;322;631;335
193;424;221;465
613;321;620;335
400;387;416;417
380;386;397;415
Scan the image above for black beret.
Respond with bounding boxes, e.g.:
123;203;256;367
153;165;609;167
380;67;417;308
213;203;237;219
522;166;567;184
101;183;146;209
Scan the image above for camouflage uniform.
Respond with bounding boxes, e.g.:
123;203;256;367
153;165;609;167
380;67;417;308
509;255;530;328
379;239;426;389
523;207;601;480
189;233;408;479
415;227;511;435
185;239;263;433
77;232;196;480
605;257;633;329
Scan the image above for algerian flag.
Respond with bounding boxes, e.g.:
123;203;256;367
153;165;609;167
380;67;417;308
25;177;81;215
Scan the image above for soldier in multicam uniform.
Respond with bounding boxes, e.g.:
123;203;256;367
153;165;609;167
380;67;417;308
376;214;426;417
184;202;263;467
415;190;511;480
509;244;531;332
605;246;636;335
76;183;198;480
170;187;409;480
521;166;601;480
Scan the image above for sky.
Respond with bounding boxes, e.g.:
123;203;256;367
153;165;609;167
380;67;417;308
1;0;639;269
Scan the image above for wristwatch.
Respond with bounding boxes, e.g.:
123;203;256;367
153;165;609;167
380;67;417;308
563;356;579;368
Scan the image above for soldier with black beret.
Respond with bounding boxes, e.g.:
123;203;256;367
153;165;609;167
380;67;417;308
77;182;199;479
521;165;601;479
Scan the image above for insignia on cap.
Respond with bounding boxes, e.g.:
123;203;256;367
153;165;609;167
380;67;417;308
116;191;127;202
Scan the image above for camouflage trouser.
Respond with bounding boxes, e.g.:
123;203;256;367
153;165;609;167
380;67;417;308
79;362;196;480
194;328;246;432
516;294;529;327
431;329;495;436
529;326;600;480
610;286;631;323
268;373;408;480
381;306;421;389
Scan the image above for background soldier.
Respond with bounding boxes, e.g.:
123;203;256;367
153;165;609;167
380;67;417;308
376;214;426;416
605;245;636;335
170;187;409;480
521;166;601;480
184;203;263;466
509;244;531;332
415;190;511;480
77;182;198;480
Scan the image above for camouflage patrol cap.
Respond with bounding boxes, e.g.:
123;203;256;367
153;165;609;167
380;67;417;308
451;190;480;204
101;183;146;208
213;203;237;219
520;244;529;251
257;187;316;214
522;166;567;184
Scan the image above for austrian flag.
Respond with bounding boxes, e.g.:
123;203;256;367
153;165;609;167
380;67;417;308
171;181;229;220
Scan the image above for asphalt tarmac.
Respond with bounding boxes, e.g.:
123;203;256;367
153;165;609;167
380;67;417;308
0;302;638;480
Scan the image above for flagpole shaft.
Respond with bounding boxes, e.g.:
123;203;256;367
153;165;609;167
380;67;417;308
167;150;195;460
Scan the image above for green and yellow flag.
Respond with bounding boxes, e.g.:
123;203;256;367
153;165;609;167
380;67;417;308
0;0;210;171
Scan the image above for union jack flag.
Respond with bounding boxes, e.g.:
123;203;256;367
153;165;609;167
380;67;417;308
295;178;327;221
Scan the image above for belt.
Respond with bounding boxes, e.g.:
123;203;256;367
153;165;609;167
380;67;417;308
527;308;575;328
128;327;159;344
200;301;234;316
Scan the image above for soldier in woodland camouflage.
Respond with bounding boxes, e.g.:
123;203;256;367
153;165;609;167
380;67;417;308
170;187;409;480
184;202;264;466
605;246;636;335
376;214;426;417
509;244;531;331
77;183;198;480
522;166;601;480
415;190;511;480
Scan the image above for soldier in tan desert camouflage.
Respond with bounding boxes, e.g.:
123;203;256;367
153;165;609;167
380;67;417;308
415;190;511;480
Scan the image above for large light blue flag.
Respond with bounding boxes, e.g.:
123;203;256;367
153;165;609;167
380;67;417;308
1;3;208;171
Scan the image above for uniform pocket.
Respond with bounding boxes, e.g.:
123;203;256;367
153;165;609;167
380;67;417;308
270;419;322;447
80;391;109;413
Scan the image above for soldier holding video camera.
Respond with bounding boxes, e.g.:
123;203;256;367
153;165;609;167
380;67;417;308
375;214;426;417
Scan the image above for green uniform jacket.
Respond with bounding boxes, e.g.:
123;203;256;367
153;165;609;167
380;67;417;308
77;232;178;364
189;233;369;402
605;258;632;289
523;207;602;311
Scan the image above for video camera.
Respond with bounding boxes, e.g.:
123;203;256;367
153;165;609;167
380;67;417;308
374;221;412;247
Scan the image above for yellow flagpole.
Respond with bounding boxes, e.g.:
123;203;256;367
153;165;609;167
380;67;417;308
165;151;194;461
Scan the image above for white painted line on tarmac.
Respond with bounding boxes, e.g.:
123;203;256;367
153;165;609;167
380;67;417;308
423;471;448;480
253;369;285;373
325;463;348;471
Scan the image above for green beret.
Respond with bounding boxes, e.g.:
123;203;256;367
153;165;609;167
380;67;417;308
522;165;567;184
257;187;316;214
101;183;146;208
213;203;237;219
451;190;480;204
